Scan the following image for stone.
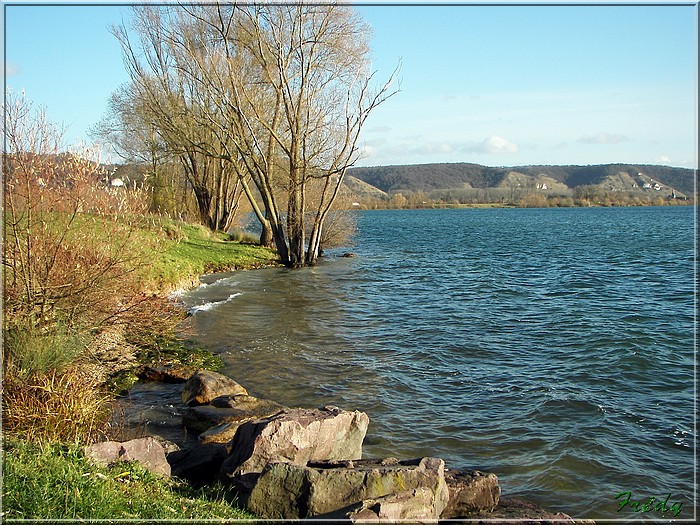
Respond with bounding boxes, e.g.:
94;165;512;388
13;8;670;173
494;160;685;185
440;468;500;517
84;437;170;477
181;370;247;406
245;457;449;519
198;422;242;445
219;406;369;481
210;394;285;412
167;443;229;486
182;395;286;443
183;406;258;435
318;488;442;523
138;364;196;383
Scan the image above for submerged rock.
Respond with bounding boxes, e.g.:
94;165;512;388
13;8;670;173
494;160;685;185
454;497;594;523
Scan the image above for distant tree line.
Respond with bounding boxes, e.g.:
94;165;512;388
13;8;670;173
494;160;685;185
350;187;694;210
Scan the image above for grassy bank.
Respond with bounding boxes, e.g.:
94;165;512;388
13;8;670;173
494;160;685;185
135;220;279;294
2;440;254;520
2;211;277;520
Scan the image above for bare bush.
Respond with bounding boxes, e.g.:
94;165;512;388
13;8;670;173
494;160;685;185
2;91;150;333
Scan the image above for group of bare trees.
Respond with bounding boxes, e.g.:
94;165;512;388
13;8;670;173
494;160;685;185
99;3;398;267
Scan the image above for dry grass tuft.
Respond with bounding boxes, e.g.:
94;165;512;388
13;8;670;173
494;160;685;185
2;365;113;444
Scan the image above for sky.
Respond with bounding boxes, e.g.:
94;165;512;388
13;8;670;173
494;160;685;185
3;1;698;169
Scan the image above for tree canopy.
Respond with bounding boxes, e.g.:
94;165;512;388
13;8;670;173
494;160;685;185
106;3;399;267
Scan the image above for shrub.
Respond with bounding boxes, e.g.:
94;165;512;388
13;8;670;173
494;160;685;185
229;228;260;244
3;92;150;334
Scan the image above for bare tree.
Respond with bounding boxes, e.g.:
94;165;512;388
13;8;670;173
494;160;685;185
106;9;245;233
112;2;399;266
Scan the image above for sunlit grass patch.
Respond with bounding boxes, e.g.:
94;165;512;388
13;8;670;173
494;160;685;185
1;439;254;520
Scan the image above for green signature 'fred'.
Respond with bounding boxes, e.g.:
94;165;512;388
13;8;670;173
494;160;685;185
615;491;682;517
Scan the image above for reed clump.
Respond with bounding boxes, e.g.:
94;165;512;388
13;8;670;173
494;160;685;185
2;364;112;444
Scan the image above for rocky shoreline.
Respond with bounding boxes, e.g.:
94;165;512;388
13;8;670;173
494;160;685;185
97;366;595;523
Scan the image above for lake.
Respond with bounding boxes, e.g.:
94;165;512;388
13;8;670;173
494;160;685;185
180;206;696;520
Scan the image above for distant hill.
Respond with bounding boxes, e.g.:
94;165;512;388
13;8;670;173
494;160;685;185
342;175;389;201
347;163;696;198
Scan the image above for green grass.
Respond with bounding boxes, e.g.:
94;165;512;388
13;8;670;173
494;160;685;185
135;220;279;293
3;212;276;521
1;439;256;521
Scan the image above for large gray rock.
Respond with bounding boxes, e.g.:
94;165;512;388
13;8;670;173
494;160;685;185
245;457;449;519
84;437;171;477
321;488;441;523
441;468;500;517
183;395;286;444
220;406;369;480
181;370;247;406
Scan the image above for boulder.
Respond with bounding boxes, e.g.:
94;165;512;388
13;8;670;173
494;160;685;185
181;370;247;406
210;393;285;412
333;488;440;523
440;468;500;517
220;406;369;481
245;457;449;519
198;422;242;445
84;436;171;477
183;396;286;444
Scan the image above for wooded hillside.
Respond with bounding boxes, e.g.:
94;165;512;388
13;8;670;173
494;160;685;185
348;163;695;197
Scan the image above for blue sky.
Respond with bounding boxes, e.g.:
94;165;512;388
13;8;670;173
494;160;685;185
3;1;698;169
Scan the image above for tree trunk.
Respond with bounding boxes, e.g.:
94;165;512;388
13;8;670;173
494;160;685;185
286;170;305;268
259;220;274;247
306;219;323;266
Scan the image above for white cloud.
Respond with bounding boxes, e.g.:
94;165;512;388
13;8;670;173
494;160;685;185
578;132;629;145
409;142;456;155
655;155;671;163
461;136;519;155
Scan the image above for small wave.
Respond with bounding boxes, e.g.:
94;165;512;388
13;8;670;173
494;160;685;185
188;292;242;314
671;427;693;448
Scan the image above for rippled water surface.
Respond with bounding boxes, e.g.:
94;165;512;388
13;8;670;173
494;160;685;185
180;206;696;520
